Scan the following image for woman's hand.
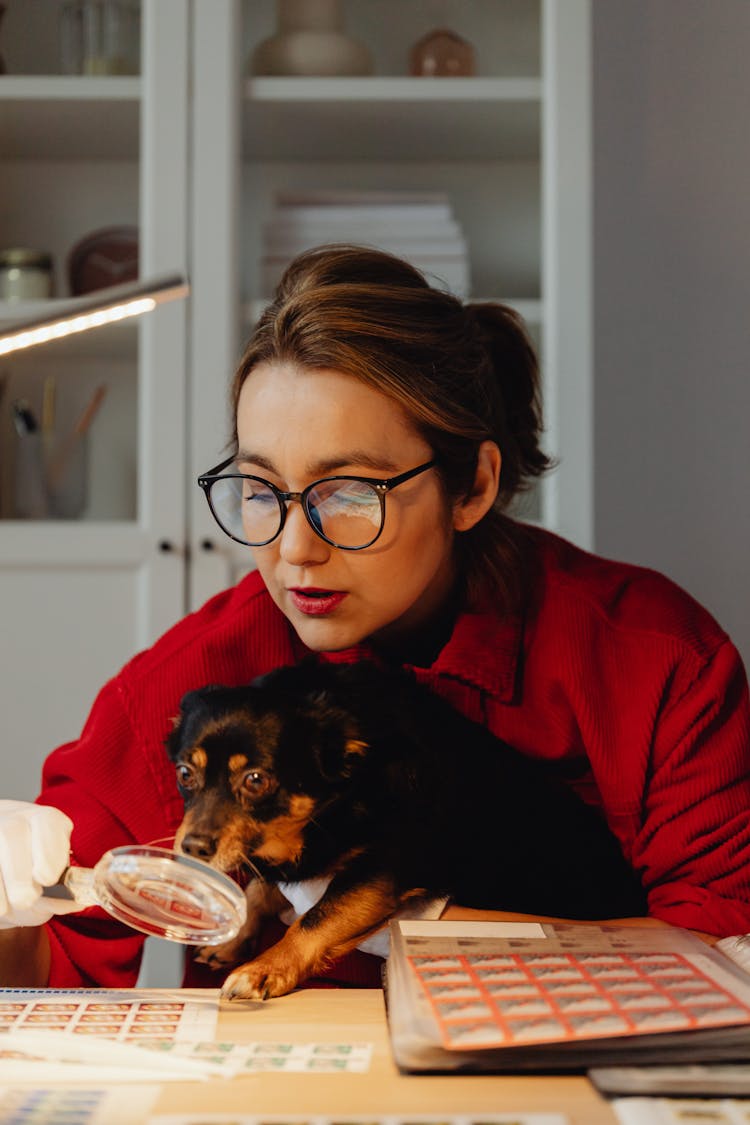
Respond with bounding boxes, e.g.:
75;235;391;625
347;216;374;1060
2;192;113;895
0;801;78;927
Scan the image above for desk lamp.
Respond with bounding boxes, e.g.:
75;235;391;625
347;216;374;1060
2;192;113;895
0;272;189;356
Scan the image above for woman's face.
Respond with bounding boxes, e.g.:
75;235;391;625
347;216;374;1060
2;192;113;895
235;362;459;653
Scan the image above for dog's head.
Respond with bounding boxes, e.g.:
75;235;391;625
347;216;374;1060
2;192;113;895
165;674;370;875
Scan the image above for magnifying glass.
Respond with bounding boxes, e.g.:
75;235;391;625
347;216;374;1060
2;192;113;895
44;845;247;946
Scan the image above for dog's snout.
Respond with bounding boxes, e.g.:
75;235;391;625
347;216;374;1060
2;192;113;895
180;832;218;860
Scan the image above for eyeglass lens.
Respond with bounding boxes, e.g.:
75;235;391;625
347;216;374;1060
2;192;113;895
208;475;383;548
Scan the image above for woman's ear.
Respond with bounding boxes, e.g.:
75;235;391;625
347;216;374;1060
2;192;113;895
452;440;501;532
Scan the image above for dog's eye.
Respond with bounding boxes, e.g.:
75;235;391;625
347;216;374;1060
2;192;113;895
176;763;198;790
241;769;271;797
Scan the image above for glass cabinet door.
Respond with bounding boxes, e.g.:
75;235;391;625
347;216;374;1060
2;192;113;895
0;0;190;796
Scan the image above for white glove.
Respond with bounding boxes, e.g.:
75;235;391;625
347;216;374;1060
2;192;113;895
0;801;80;928
277;877;448;959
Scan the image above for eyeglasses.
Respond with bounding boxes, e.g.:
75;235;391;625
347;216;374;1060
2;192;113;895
198;457;437;551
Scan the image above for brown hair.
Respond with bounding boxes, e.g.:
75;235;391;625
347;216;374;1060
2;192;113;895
232;245;551;612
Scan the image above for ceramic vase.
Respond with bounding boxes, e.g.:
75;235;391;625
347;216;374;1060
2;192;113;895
251;0;372;77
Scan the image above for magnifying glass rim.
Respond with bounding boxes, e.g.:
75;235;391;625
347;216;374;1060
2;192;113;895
95;844;247;945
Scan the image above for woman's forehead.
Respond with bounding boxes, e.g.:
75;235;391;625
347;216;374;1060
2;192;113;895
236;363;430;476
237;362;421;439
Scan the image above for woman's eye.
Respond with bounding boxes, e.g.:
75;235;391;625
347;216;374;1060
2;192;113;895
242;482;276;504
241;769;271;796
176;764;198;789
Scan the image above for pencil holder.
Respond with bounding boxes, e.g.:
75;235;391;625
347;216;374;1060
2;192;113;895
13;432;48;519
13;429;89;519
45;428;89;519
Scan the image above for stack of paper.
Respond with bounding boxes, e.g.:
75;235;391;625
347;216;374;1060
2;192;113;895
261;191;470;298
385;920;750;1073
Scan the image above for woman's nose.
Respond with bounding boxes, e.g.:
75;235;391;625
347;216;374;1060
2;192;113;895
277;501;330;566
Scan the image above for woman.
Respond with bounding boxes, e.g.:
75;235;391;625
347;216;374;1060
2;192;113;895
2;245;749;989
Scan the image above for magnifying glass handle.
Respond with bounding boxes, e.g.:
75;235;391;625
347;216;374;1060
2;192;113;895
42;865;98;907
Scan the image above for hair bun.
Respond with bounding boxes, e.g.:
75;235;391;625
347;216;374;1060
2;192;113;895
467;303;552;498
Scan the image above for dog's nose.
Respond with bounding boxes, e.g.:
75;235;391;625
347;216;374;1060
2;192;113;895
180;833;217;860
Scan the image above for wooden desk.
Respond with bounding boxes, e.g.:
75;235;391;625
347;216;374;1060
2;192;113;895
149;989;619;1124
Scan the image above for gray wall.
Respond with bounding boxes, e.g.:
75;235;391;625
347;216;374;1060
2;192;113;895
593;0;750;671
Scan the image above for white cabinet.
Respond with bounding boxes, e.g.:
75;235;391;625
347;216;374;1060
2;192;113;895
0;0;190;797
0;0;591;798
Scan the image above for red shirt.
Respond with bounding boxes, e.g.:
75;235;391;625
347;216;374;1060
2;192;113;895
38;528;750;987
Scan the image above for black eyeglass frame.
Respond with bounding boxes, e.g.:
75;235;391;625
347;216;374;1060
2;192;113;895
197;456;437;551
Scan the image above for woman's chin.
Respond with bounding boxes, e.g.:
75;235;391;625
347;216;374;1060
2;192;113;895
288;610;367;654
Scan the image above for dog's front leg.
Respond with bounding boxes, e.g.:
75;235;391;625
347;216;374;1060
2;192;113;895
195;880;288;971
221;872;401;1000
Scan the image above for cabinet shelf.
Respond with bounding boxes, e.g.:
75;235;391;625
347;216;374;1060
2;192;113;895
0;76;140;159
243;77;541;160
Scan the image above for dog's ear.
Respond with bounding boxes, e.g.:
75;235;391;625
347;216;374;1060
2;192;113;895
164;718;184;761
301;684;368;783
164;684;226;759
306;691;370;781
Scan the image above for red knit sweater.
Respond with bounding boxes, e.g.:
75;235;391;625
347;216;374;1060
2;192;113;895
38;528;750;987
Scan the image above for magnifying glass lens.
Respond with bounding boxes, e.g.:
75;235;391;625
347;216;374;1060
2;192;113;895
61;846;247;945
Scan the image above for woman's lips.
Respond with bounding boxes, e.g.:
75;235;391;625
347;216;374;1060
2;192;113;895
288;588;347;616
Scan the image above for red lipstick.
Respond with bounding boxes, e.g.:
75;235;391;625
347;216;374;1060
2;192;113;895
288;588;347;616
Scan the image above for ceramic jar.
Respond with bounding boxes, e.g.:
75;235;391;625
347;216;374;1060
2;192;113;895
0;249;54;301
410;28;476;77
251;0;372;77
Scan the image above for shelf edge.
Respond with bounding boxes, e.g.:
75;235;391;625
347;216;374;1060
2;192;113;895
245;76;542;103
0;75;141;101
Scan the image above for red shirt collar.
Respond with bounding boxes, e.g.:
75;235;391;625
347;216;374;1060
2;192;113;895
309;608;524;704
429;609;523;702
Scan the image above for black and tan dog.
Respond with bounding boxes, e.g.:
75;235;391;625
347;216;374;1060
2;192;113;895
166;661;646;1000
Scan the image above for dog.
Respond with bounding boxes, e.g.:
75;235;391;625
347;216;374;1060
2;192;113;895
165;660;646;1000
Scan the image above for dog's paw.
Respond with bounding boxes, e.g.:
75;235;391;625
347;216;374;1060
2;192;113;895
220;953;302;1000
194;934;255;970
